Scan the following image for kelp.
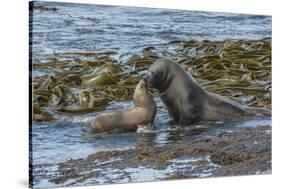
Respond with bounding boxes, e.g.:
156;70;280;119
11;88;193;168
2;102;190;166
33;5;58;12
174;38;271;109
33;104;56;122
81;64;122;87
32;38;271;122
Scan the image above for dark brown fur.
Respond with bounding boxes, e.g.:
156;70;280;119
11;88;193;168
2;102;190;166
144;58;271;125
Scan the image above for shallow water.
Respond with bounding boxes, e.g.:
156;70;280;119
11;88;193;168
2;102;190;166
32;97;271;165
30;1;272;188
31;96;271;188
32;115;271;188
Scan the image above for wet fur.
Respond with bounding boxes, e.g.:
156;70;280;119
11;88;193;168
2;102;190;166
91;79;156;133
145;58;271;125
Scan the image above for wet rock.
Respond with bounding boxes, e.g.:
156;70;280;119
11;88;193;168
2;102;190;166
189;159;210;167
33;125;271;186
210;144;253;165
165;173;198;180
210;131;271;166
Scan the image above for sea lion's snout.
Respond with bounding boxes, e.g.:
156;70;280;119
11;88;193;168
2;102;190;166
136;79;148;91
139;79;146;87
144;70;166;90
145;58;172;90
143;71;152;88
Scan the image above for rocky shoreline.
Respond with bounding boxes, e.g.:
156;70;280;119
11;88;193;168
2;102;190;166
32;122;271;187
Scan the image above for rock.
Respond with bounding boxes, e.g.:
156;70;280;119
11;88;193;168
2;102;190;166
210;144;252;165
165;173;197;180
210;139;271;166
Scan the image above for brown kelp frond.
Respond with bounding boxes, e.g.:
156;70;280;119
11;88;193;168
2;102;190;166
32;38;271;122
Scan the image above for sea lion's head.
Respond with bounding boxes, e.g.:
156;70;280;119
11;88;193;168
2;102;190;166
137;78;147;88
144;58;173;93
133;79;154;107
134;79;148;96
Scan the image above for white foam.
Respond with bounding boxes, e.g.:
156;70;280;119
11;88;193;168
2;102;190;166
136;124;156;133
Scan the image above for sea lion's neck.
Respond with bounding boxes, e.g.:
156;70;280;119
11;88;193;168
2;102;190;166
133;91;154;108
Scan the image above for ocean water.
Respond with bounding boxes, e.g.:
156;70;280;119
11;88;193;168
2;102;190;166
31;1;271;63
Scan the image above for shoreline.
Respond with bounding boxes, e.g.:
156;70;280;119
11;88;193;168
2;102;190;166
32;122;271;187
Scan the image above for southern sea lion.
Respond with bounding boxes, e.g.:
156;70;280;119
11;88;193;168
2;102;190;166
91;79;156;133
144;58;271;125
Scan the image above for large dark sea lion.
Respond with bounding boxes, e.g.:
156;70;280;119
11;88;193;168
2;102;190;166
144;58;271;125
91;79;156;133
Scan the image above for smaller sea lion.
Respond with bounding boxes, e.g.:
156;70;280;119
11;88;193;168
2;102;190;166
91;79;156;133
